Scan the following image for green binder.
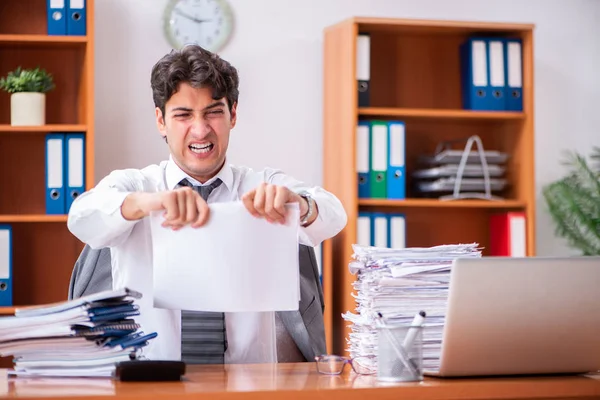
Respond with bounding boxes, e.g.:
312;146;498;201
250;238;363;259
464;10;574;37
369;120;388;198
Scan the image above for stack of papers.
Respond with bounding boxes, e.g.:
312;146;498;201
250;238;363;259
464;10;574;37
342;243;482;371
0;288;156;378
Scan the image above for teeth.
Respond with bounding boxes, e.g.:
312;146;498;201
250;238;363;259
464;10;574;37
190;143;213;154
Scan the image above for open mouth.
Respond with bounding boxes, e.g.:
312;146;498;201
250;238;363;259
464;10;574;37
189;143;214;154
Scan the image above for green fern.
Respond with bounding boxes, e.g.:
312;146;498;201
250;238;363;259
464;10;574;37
542;146;600;255
0;66;55;94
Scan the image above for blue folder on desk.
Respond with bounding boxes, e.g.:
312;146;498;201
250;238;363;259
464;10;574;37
45;133;66;215
0;225;12;307
47;0;67;35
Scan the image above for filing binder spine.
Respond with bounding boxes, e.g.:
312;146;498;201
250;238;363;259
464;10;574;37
356;121;371;198
460;37;491;110
369;121;388;198
490;212;526;256
487;38;507;110
504;38;523;111
47;0;67;35
386;121;406;199
356;33;370;107
66;0;86;36
45;133;66;215
64;133;86;212
0;225;12;307
357;212;372;247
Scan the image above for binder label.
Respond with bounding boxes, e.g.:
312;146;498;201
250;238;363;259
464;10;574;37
68;138;84;187
51;0;65;7
389;124;405;166
356;35;370;81
71;0;84;9
357;215;370;246
489;41;505;87
508;42;522;88
356;124;369;174
472;41;487;86
0;230;8;279
372;125;387;171
47;138;63;188
374;216;387;248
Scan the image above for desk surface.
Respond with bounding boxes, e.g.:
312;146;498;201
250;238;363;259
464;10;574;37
2;363;600;400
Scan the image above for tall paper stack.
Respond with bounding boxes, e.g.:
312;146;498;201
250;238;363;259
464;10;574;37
342;243;482;371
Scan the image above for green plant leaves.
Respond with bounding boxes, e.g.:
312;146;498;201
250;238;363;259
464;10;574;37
0;66;55;94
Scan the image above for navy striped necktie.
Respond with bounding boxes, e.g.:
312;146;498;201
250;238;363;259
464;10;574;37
178;178;227;364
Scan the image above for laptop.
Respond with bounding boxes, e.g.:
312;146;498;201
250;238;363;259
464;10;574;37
424;256;600;377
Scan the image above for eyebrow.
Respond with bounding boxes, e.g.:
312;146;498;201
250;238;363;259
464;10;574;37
170;101;226;114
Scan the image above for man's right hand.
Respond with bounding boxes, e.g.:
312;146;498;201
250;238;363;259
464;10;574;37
121;187;210;230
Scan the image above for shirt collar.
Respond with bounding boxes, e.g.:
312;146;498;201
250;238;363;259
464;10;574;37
165;155;234;191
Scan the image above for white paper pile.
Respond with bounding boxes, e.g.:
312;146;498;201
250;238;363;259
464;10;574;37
342;243;482;371
0;288;156;378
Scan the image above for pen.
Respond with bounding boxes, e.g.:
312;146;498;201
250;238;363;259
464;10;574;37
403;310;426;350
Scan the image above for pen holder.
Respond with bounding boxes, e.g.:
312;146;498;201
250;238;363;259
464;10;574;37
377;324;424;382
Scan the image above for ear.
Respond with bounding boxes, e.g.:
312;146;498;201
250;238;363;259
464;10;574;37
155;107;167;139
229;102;237;129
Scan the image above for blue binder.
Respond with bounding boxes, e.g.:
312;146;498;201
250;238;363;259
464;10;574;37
460;37;491;110
64;133;86;212
386;121;405;199
357;121;371;198
47;0;67;35
46;133;66;215
487;38;507;111
66;0;86;36
504;38;523;111
0;225;12;307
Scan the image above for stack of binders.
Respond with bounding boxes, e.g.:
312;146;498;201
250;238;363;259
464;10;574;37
47;0;87;36
460;36;523;111
342;243;482;372
0;288;156;378
45;133;86;215
356;120;406;200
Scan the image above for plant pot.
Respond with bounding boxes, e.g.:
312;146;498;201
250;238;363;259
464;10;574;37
10;92;46;126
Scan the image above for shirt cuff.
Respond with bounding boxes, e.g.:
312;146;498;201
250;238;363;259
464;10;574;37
298;200;326;247
97;190;139;232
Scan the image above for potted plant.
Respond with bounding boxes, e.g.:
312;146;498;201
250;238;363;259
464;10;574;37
542;146;600;255
0;66;55;126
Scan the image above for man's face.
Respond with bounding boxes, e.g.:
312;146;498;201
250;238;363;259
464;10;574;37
156;83;237;183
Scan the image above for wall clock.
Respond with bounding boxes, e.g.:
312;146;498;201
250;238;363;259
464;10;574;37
163;0;234;53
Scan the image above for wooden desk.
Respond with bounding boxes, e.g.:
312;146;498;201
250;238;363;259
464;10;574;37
2;363;600;400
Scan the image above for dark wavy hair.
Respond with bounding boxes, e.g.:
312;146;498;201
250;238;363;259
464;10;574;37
150;44;239;118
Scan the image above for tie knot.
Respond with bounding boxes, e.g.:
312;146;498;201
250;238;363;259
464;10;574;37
178;178;223;201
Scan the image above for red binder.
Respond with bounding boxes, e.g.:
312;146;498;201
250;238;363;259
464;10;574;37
490;212;527;256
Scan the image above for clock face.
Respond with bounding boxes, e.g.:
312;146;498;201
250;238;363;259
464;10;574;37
163;0;234;53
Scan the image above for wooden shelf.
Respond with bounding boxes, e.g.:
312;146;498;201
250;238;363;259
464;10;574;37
0;124;87;133
359;198;527;208
0;34;87;46
359;107;525;120
0;307;15;316
0;215;67;223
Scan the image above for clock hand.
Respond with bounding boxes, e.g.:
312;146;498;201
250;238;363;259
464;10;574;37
174;8;212;24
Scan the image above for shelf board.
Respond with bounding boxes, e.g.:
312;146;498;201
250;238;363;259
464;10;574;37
0;124;87;133
0;215;67;223
0;34;87;46
359;107;525;120
359;198;527;209
0;307;15;316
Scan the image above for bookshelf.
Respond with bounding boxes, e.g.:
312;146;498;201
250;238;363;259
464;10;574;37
322;17;535;355
0;0;94;312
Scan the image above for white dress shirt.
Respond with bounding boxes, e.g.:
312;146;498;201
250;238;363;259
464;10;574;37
67;157;347;363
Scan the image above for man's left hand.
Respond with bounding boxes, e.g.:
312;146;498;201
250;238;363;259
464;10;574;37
241;183;308;224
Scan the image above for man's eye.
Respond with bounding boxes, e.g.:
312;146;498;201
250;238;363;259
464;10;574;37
174;113;190;118
208;110;224;115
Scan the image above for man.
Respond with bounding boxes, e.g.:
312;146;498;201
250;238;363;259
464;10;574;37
67;44;347;364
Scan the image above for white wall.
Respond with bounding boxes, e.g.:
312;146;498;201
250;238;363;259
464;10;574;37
94;0;600;256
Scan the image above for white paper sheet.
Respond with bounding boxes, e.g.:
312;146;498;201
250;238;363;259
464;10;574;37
150;201;300;313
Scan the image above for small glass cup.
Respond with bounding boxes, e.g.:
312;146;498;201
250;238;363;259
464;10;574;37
314;354;376;375
377;324;424;382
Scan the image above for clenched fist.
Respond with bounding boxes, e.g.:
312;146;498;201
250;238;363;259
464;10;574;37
241;183;309;224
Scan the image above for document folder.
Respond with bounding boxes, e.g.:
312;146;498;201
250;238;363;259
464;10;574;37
45;133;65;215
65;133;86;212
0;226;12;307
66;0;86;36
369;121;387;198
356;121;371;198
504;39;523;111
47;0;67;35
488;39;506;110
356;33;370;107
460;38;490;110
